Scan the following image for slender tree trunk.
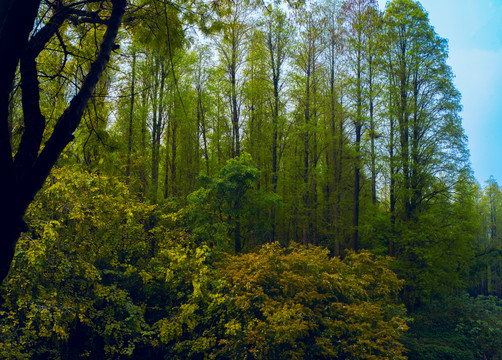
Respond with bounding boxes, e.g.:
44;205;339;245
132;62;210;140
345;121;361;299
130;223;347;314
126;52;136;185
303;59;311;246
389;96;396;257
353;41;362;251
139;87;148;198
399;38;411;222
163;105;171;199
268;33;281;194
311;62;318;245
387;58;397;257
272;89;279;193
312;129;318;246
410;69;421;215
353;127;361;251
334;89;345;257
230;32;240;158
369;53;377;205
197;85;210;175
266;15;286;243
156;62;166;202
327;40;343;256
150;60;159;201
170;106;177;197
201;113;210;176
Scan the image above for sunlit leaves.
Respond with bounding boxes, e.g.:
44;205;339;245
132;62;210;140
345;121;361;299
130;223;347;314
1;166;156;358
215;243;408;360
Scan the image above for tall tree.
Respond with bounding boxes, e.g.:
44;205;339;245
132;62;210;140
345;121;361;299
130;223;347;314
265;7;292;194
126;50;137;186
214;0;251;158
364;6;383;206
291;5;324;245
149;55;167;202
320;0;346;255
243;27;270;187
194;44;213;176
264;7;292;242
383;0;470;308
0;0;126;283
342;0;378;250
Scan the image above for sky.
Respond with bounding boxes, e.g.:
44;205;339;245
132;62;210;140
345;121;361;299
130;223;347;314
377;0;502;185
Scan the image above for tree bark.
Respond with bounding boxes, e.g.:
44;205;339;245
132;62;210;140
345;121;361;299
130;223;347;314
352;37;362;252
0;0;127;283
126;51;136;185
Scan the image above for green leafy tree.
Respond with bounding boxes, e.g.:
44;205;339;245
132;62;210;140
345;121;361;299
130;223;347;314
341;0;379;250
184;154;279;252
0;0;126;283
405;295;502;360
289;4;325;245
469;177;502;297
382;0;470;309
0;165;155;358
214;0;252;158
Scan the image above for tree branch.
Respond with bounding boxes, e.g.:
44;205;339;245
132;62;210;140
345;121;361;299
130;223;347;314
0;0;41;183
15;6;71;175
20;0;127;212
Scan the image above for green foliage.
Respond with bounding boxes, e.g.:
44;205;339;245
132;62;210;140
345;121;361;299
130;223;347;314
405;295;502;360
0;165;156;358
184;154;280;251
468;177;502;297
4;0;499;358
0;165;212;358
146;241;224;359
391;172;479;309
0;165;410;359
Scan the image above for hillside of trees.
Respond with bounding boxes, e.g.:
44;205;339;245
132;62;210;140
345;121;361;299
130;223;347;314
1;0;502;358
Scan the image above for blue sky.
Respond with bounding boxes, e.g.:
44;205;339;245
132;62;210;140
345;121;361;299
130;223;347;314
377;0;502;185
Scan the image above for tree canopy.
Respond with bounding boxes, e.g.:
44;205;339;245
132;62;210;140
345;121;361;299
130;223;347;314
1;0;501;358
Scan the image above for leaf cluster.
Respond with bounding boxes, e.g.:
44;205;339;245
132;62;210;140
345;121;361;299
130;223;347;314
212;243;408;360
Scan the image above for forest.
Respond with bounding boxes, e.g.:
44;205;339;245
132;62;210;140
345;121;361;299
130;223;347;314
1;0;502;358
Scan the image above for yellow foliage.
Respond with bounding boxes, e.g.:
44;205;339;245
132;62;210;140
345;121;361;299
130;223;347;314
214;243;408;360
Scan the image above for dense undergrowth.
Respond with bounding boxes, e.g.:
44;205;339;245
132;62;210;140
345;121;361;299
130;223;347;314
0;165;406;359
0;165;500;359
